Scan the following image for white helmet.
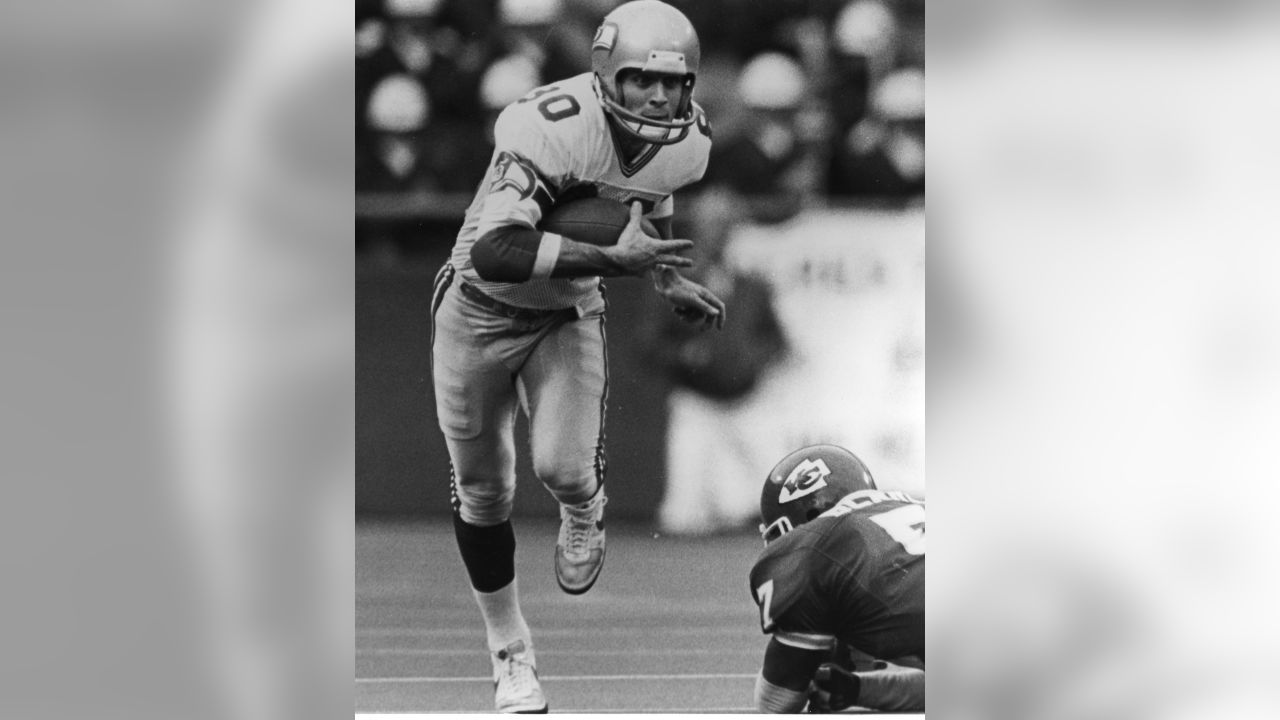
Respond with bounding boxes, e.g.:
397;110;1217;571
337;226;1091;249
591;0;700;145
480;55;541;111
367;73;429;132
738;52;806;110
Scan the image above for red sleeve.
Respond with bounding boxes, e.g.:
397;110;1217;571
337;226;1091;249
470;225;544;282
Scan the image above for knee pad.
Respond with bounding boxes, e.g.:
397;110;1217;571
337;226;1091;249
452;514;516;593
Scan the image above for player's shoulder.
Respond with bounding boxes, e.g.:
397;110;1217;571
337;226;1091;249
750;526;833;623
494;73;602;148
750;525;828;588
635;102;711;190
672;100;713;173
690;100;713;142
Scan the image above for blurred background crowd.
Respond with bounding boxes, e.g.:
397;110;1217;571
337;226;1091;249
356;0;924;261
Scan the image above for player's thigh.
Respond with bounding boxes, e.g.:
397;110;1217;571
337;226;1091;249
431;288;518;444
519;315;608;470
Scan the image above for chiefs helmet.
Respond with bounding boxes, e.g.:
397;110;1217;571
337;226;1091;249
760;445;877;543
591;0;700;145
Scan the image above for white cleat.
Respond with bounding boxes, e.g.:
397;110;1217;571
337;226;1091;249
491;639;547;714
555;493;607;594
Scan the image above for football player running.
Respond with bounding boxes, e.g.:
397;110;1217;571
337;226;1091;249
430;1;725;713
750;445;926;713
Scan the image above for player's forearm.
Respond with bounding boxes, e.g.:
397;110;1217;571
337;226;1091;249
471;226;629;282
550;235;634;277
855;662;925;711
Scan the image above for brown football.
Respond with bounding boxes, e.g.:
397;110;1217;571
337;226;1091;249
539;197;658;246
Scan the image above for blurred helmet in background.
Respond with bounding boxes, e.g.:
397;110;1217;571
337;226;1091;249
759;445;877;543
738;52;806;111
833;0;897;58
499;0;563;26
367;73;430;132
384;0;443;19
591;0;701;145
480;55;542;111
872;66;924;121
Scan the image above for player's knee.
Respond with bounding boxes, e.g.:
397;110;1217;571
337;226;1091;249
532;454;599;503
453;477;515;526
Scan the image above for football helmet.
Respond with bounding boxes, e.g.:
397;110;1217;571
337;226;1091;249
759;444;877;542
738;52;806;110
591;0;700;145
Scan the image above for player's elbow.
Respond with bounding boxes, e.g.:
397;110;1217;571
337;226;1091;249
471;230;528;282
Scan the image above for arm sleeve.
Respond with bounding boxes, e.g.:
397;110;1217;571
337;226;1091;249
471;224;635;282
470;226;565;282
760;636;827;692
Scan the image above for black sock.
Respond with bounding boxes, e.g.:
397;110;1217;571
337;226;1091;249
452;514;517;593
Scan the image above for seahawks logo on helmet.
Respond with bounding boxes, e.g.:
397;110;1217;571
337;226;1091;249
777;458;831;504
593;22;617;52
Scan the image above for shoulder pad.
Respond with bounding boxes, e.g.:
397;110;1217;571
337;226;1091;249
493;81;595;186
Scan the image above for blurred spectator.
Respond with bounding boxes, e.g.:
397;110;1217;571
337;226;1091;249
832;0;898;79
644;187;789;535
672;0;844;64
827;66;924;198
478;54;542;145
356;73;433;193
356;0;925;204
495;0;592;84
702;52;811;222
825;0;897;143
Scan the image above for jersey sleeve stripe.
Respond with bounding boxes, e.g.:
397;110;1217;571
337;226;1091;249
774;631;837;652
530;233;562;279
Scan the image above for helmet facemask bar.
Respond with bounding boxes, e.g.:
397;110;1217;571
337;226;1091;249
759;515;794;544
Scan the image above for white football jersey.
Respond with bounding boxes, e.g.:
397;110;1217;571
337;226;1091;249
450;72;712;310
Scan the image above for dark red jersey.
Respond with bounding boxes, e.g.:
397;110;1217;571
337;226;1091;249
749;489;925;661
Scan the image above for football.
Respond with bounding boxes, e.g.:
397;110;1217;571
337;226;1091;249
539;197;658;246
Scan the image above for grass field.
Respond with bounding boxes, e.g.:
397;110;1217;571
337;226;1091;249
357;519;923;715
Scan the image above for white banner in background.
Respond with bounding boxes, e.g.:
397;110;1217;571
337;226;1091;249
728;207;925;498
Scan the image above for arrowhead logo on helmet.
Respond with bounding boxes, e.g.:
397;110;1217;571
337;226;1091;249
760;445;877;543
777;458;832;504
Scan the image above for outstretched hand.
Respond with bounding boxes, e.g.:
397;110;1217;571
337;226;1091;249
608;201;694;275
659;272;726;331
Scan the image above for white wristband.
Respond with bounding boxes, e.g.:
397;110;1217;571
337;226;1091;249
531;232;563;280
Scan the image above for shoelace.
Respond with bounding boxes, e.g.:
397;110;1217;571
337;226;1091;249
563;513;593;556
561;498;605;558
496;650;538;698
